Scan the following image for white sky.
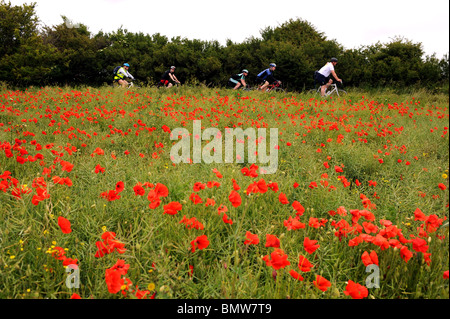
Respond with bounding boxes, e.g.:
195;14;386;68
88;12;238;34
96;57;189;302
9;0;450;58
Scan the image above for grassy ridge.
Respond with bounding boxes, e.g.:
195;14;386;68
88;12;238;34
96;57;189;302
0;85;448;299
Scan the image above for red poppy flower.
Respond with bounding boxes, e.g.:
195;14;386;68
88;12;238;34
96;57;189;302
400;245;413;263
58;216;72;234
193;182;206;192
292;201;305;216
109;259;130;275
298;255;313;272
372;234;390;250
308;181;318;189
163;201;182;215
60;160;74;172
115;181;125;193
289;269;304;281
438;183;447;190
344;280;368;299
62;258;78;267
228;190;242;207
51;246;66;260
265;234;280;248
105;268;123;294
284;216;305;230
241;164;259;177
412;238;429;253
334;166;343;173
133;184;145;196
222;213;233;224
262;248;290;270
180;215;204;230
212;168;223;178
244;231;259;245
190;235;209;252
217;204;228;215
303;237;319;254
425;214;444;233
313;275;331;292
95;164;105;174
278;192;289;204
223;179;236;192
263;181;277;192
361;250;379;266
205;198;216;207
154;183;169;197
414;208;427;221
189;192;203;204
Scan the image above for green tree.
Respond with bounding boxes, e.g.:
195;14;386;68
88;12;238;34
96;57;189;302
0;0;57;86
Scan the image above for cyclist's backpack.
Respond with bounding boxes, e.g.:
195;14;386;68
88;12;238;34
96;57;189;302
113;66;121;76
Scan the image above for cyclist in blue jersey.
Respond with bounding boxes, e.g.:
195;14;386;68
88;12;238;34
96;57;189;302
256;63;281;91
228;69;249;90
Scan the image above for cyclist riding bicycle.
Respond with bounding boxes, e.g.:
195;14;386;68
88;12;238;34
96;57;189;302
315;57;342;97
158;66;181;88
228;69;249;90
114;63;135;88
256;63;281;91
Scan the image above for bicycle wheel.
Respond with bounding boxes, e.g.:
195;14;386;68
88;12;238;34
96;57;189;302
272;86;286;93
307;88;320;95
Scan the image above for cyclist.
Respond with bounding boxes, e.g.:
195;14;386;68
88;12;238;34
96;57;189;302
315;57;342;97
228;69;249;90
158;66;181;88
114;63;135;88
256;63;281;91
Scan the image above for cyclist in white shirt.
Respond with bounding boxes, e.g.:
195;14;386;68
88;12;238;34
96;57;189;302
315;58;342;97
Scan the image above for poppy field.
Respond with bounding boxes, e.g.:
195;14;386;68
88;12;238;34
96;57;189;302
0;85;448;299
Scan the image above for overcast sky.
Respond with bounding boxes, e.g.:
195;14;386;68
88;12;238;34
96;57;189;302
9;0;450;58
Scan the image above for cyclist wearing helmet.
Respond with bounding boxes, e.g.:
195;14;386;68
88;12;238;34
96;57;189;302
114;63;135;88
158;66;181;88
256;63;280;91
315;57;342;97
228;69;249;90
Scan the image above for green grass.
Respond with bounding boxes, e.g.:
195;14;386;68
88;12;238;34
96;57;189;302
0;85;448;299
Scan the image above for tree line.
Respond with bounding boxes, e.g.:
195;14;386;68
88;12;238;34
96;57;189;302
0;1;448;92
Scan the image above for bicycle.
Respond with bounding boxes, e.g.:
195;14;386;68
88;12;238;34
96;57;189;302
112;79;138;89
266;81;285;93
255;80;285;93
156;81;181;89
308;81;347;97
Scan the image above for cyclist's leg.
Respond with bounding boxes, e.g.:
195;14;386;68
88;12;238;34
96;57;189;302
118;79;128;88
259;80;270;91
321;78;333;96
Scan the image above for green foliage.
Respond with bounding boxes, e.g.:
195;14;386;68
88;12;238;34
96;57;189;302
0;2;448;92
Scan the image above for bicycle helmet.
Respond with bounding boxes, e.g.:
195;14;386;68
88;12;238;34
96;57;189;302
242;69;249;74
123;63;130;67
269;63;276;67
170;66;176;69
330;58;338;63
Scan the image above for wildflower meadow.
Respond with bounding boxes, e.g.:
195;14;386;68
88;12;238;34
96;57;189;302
0;85;448;301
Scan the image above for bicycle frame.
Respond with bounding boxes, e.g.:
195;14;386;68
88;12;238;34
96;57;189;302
265;81;282;92
316;83;346;97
